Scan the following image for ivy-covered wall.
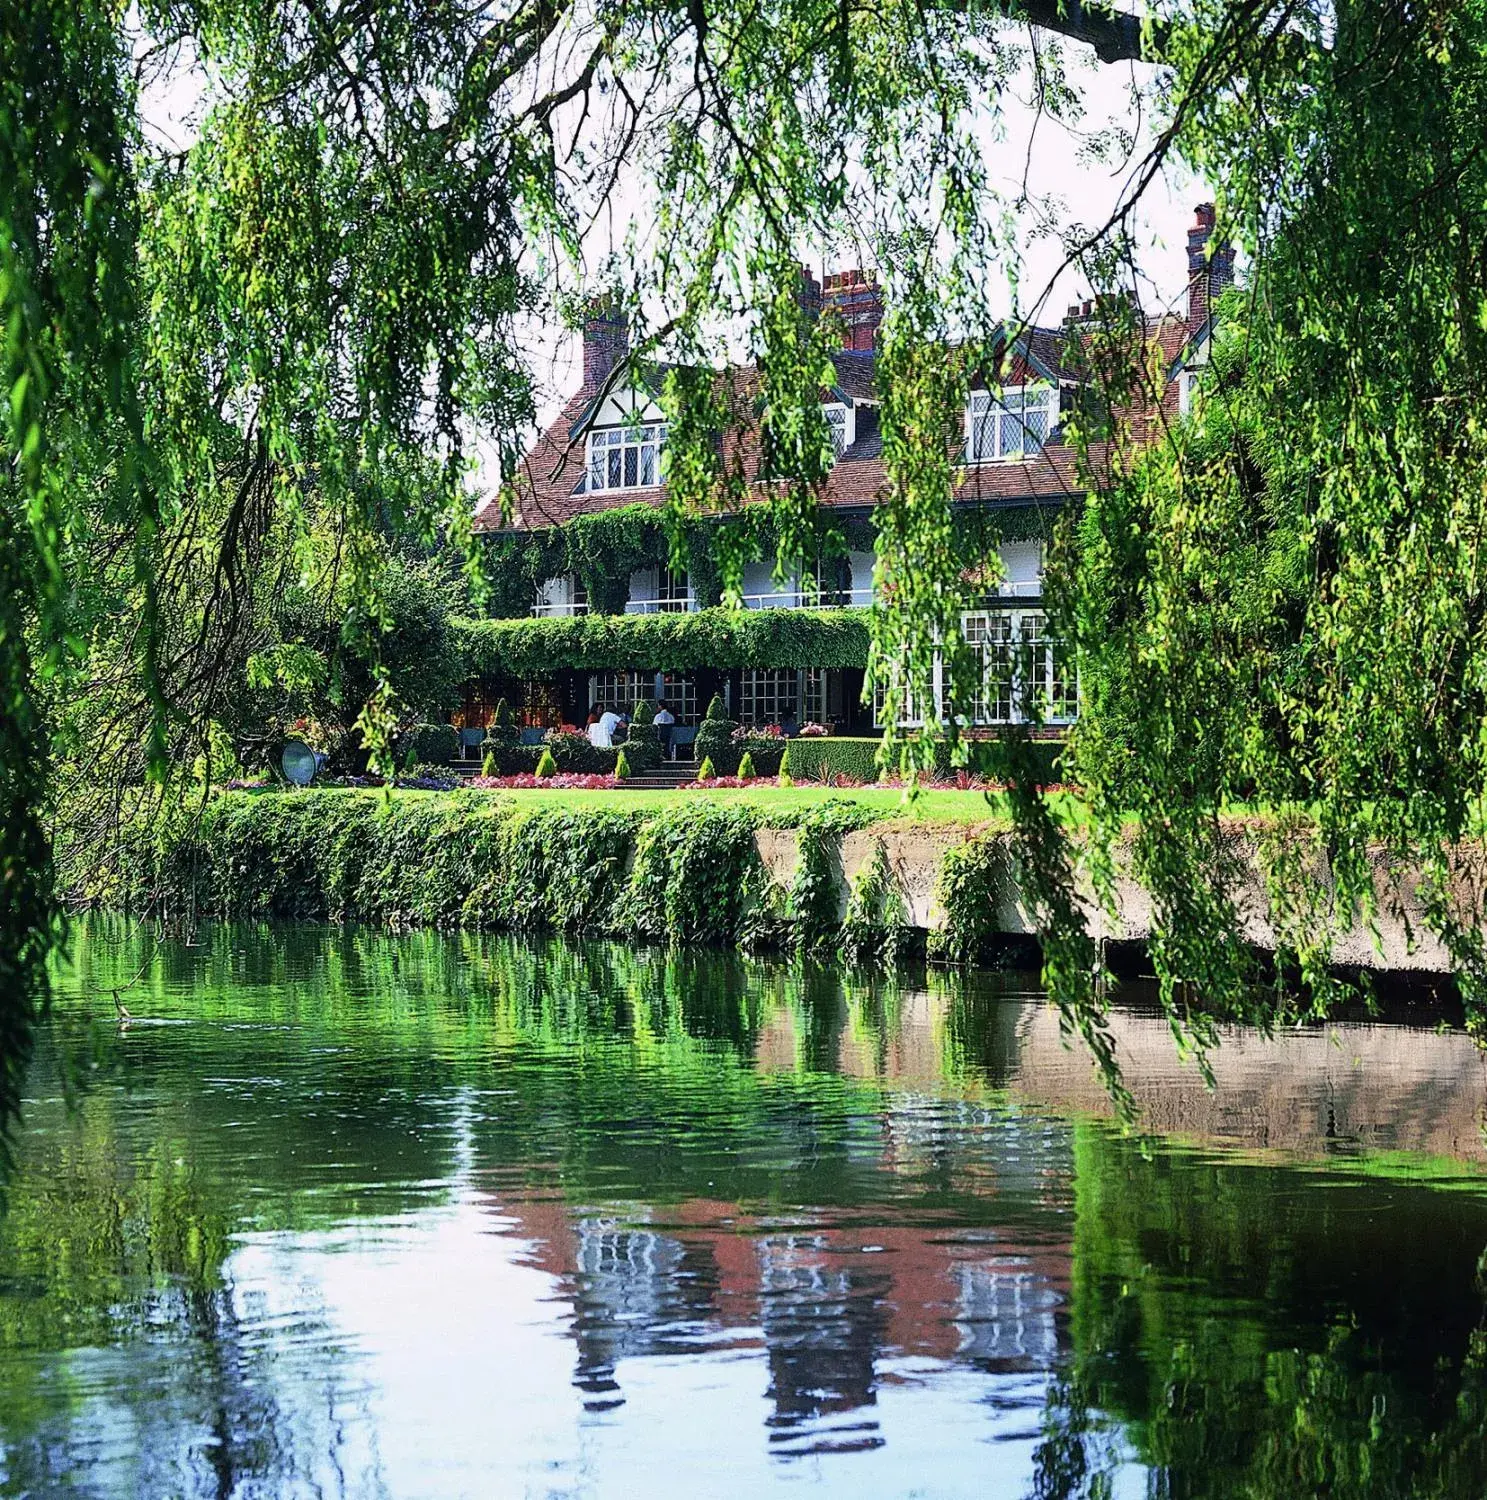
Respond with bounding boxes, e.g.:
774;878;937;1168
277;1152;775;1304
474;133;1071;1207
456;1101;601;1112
456;606;872;676
477;500;1062;619
71;790;1020;964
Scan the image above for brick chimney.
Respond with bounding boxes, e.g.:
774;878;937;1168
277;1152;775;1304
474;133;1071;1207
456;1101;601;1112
797;264;824;329
1187;203;1235;329
582;295;629;391
822;268;884;352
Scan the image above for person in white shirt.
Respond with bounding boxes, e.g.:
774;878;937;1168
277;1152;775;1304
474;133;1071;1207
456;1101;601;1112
598;707;622;746
653;700;676;759
586;707;611;748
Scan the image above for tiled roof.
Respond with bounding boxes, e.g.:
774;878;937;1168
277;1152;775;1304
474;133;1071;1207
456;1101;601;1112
474;313;1203;533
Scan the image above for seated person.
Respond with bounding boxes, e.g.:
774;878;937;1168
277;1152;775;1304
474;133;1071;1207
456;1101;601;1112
586;706;611;748
597;706;623;746
653;699;676;758
780;702;800;738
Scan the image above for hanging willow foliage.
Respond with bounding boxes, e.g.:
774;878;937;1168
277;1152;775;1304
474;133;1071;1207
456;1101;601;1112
8;0;1487;1138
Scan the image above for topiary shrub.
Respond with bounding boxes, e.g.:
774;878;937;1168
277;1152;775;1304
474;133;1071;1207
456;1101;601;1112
486;698;519;747
535;746;558;778
695;694;738;774
544;728;614;774
623;699;660;771
737;751;756;779
615;748;633;780
697;755;716;781
777;744;794;788
482;750;497;777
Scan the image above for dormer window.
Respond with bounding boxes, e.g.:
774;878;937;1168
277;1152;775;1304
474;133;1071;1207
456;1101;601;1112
824;402;853;457
966;385;1054;463
588;423;666;492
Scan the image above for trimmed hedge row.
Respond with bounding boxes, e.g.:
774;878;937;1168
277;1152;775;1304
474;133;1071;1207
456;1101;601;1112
782;736;1065;785
455;606;871;676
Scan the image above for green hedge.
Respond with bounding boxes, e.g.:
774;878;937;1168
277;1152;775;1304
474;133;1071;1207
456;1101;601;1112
786;737;882;784
782;736;1064;785
62;789;1040;966
455;606;871;676
73;791;895;949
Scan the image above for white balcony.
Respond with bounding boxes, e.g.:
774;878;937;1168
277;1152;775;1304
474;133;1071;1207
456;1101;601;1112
530;601;590;618
624;598;698;614
740;586;875;610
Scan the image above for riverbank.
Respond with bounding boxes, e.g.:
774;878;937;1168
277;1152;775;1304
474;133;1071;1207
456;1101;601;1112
62;786;1470;980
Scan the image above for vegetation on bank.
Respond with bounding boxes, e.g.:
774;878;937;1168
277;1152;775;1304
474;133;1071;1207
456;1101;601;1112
455;605;872;675
61;789;1021;965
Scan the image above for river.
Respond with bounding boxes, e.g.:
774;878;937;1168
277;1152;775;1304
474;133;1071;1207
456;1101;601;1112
2;917;1486;1497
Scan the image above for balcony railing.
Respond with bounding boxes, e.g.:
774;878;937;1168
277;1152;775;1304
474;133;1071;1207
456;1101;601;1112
530;601;591;617
740;587;875;609
623;597;698;614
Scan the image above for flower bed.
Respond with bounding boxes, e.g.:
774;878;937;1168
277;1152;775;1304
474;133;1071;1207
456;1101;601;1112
683;775;780;790
467;772;619;790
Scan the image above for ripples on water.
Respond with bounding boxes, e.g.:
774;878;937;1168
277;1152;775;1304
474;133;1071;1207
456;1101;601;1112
2;918;1487;1497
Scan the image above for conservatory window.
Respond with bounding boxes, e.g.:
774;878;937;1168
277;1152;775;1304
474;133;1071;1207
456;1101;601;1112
588;423;666;492
966;385;1054;462
740;668;827;727
959;610;1078;725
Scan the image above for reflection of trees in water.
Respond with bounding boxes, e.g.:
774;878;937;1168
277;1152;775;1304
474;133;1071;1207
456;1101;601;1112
1029;1124;1487;1499
0;1076;388;1498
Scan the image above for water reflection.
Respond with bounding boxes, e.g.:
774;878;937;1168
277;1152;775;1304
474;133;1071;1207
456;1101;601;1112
0;919;1482;1495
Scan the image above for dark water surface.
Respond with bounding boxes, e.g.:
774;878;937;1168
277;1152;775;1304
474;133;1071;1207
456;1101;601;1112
4;920;1487;1497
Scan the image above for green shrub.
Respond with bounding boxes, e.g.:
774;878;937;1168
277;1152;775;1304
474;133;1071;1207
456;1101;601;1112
697;754;716;781
737;751;756;779
479;745;542;776
695;695;737;774
732;733;784;775
535;747;558;778
615;748;633;780
485;698;518;747
623;699;660;771
406;722;458;765
543;729;614;774
777;744;793;788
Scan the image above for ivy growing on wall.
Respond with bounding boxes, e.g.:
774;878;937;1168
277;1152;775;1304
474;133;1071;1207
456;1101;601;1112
477;500;1054;620
67;789;1010;968
456;606;871;677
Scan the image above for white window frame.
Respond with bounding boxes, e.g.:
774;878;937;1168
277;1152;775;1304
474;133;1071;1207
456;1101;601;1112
587;422;666;493
966;384;1055;463
960;609;1078;725
740;668;828;728
656;564;691;612
824;402;853;457
532;575;589;617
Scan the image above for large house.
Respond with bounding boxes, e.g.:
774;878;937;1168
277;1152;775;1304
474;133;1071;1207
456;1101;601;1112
461;205;1232;751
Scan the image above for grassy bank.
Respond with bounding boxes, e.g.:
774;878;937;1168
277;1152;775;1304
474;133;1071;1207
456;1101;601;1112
248;782;1025;822
64;787;1019;964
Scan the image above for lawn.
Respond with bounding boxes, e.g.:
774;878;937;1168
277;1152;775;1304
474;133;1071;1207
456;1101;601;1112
381;781;1087;825
229;780;1096;827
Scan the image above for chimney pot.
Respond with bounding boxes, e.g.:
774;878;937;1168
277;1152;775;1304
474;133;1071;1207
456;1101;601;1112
821;266;884;352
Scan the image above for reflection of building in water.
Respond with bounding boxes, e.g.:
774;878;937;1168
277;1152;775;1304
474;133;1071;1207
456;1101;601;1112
490;1099;1074;1444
